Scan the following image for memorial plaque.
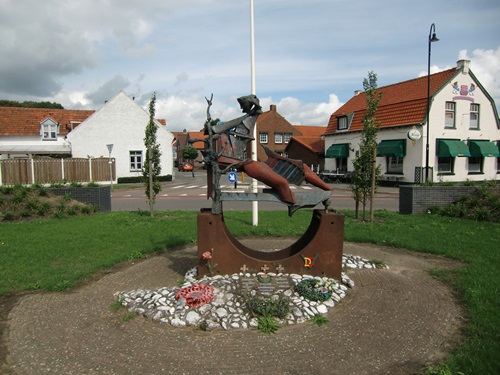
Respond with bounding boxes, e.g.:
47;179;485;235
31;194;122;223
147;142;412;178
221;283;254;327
238;275;295;297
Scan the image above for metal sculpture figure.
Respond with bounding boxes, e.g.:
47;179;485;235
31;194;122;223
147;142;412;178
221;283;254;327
194;94;344;279
192;94;332;215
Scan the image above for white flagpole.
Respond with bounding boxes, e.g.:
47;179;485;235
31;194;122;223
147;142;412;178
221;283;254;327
250;0;258;226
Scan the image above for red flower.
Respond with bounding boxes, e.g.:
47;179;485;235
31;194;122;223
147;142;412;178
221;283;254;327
202;251;212;260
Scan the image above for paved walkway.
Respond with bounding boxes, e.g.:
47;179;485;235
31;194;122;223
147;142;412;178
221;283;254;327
4;239;463;375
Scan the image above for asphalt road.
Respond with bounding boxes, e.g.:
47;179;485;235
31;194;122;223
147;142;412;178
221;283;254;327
111;170;400;212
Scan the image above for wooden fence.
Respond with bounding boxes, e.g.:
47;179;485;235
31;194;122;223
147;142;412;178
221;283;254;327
0;157;115;185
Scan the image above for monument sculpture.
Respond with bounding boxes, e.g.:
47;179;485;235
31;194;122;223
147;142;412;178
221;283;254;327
194;94;344;279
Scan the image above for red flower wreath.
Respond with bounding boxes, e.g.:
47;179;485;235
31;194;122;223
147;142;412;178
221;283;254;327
175;283;215;308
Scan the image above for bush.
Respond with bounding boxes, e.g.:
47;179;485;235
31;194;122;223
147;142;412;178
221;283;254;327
246;295;290;319
430;186;500;223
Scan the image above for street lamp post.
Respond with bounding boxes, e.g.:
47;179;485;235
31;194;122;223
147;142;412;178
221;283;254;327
425;23;439;182
106;144;114;188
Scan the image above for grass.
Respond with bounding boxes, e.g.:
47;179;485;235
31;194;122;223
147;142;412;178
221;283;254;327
309;314;330;327
0;209;498;374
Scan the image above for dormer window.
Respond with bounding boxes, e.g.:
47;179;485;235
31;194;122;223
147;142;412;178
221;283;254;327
338;116;348;130
40;118;59;140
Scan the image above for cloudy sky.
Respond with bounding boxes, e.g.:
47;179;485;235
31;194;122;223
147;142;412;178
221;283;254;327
1;0;499;131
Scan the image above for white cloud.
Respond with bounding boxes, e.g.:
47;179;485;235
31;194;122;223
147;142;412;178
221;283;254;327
1;0;499;128
459;48;500;104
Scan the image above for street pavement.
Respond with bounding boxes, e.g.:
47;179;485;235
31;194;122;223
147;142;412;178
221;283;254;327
111;170;400;212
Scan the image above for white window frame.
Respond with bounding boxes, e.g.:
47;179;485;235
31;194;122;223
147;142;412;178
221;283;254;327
338;116;348;130
468;156;483;174
470;103;480;129
130;150;143;171
284;133;292;144
437;156;453;174
259;132;268;144
387;156;404;174
336;158;348;173
274;132;283;144
41;120;58;141
445;102;455;128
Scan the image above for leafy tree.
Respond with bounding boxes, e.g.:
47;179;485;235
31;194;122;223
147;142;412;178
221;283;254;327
143;92;162;216
0;100;64;109
351;71;382;221
182;145;198;162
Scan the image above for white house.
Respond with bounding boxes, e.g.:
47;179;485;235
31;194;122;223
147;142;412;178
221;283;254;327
324;60;500;183
67;91;174;180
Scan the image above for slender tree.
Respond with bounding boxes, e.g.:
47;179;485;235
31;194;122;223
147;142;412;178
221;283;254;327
143;92;162;217
351;71;382;221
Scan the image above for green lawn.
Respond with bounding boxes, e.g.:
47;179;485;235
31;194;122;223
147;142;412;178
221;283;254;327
0;210;498;374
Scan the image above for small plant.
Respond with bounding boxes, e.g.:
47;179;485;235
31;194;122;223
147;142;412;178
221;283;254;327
62;193;73;202
12;188;28;204
199;320;209;331
32;183;48;196
122;312;138;322
79;205;94;215
177;278;186;287
0;185;15;195
65;205;79;216
87;181;99;187
309;314;330;327
246;295;290;319
25;197;40;211
128;250;146;261
202;249;218;275
110;298;125;311
1;212;15;221
426;364;464;375
70;181;83;188
257;316;281;335
54;280;71;291
37;202;52;216
50;181;66;188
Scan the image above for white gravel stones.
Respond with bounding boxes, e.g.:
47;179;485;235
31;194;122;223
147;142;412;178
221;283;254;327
114;254;384;330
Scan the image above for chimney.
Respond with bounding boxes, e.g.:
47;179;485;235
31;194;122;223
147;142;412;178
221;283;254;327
354;90;363;96
457;59;471;75
270;104;277;112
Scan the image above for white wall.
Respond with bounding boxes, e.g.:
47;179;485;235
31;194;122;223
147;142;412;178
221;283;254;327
325;68;500;184
67;92;173;180
429;71;500;182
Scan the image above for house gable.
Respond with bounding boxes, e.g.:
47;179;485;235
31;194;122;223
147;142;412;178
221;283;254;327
66;91;173;178
256;104;301;160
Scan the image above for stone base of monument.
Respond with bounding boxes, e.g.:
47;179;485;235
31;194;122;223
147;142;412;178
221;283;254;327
197;208;344;280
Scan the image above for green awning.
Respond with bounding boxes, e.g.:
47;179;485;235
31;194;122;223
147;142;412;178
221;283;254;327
377;140;406;157
325;143;349;158
437;139;471;157
468;140;500;157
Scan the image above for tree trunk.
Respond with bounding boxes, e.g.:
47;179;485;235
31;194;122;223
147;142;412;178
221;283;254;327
370;146;376;223
149;157;154;217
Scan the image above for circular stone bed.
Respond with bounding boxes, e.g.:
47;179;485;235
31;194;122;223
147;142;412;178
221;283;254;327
114;254;384;330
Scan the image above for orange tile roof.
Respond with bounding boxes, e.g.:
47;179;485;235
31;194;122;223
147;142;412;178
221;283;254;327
325;67;458;135
287;136;325;153
0;107;95;136
187;130;208;149
293;125;326;137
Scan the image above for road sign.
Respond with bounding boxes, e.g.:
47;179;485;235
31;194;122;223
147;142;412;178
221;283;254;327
227;171;237;183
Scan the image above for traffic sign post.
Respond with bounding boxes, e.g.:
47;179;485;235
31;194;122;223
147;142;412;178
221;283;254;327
227;171;237;188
